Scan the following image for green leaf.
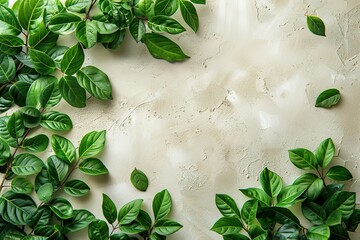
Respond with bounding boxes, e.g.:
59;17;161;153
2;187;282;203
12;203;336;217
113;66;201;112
15;52;35;68
315;138;335;168
0;5;22;35
28;21;55;49
345;209;360;232
307;15;326;37
20;106;42;128
118;199;143;225
306;224;330;240
223;234;250;240
302;202;326;225
59;75;86;108
37;182;53;203
288;148;317;170
142;33;189;62
78;158;109;175
277;184;307;207
47;155;69;182
154;219;183;236
137;209;152;229
48;12;82;35
260;167;282;198
118;221;147;234
64;179;90;197
49;197;74;219
9;80;31;107
326;210;342;226
130;168;149;192
315;89;340;108
76;20;97;49
76;66;112;100
293;173;318;186
215;194;240;218
28;49;56;75
51;135;76;163
153;189;172;222
239;188;271;206
330;225;350;239
179;0;199;32
137;0;155;18
0;138;10;166
274;224;299;240
65;0;91;13
326;166;353;181
18;0;44;31
102;29;125;49
259;207;300;227
248;224;267;239
0;116;17;147
22;134;49;152
0;34;24;55
0;191;36;225
154;0;179;16
26;75;57;108
241;199;258;225
22;236;48;240
47;45;69;68
148;16;186;34
0;55;16;84
92;14;119;34
323;191;355;220
40;81;62;109
102;193;117;224
88;219;109;240
129;19;145;42
306;178;324;201
149;233;167;240
79;130;106;159
190;0;205;4
11;178;33;194
210;217;243;235
12;153;44;176
61;43;84;75
40;111;73;132
7;111;25;139
64;209;95;232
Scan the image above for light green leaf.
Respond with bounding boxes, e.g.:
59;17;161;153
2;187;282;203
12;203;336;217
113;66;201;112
79;130;106;159
306;224;330;240
58;75;86;108
130;168;149;192
154;219;183;236
148;16;186;34
64;209;95;233
11;178;33;194
315;89;340;108
315;138;335;168
37;182;53;203
51;134;76;164
76;20;97;49
12;153;44;176
61;43;84;75
40;81;62;109
276;184;307;208
65;0;91;13
49;197;74;219
88;219;109;240
0;55;16;84
0;4;21;35
118;199;143;225
239;188;271;206
307;15;326;37
40;111;73;132
260;167;282;198
0;34;24;55
137;0;155;18
78;158;109;175
326;166;353;181
288;148;317;170
28;49;56;75
179;0;198;32
48;12;82;35
210;217;243;235
118;221;148;234
22;134;49;152
215;194;240;218
325;210;342;226
153;189;172;222
92;14;119;34
18;0;44;31
64;179;90;197
154;0;179;16
293;173;318;186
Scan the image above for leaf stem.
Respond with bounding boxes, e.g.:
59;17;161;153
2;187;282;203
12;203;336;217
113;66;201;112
109;222;119;236
85;0;97;20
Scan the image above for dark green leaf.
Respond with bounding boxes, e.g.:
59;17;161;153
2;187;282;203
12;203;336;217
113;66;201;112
277;185;308;208
302;202;326;225
22;134;49;152
0;34;24;55
64;209;95;232
48;12;82;35
49;197;74;219
223;234;250;240
102;29;125;49
260;167;282;198
149;233;167;240
306;224;330;240
248;224;267;239
51;134;76;163
239;188;271;206
26;75;57;108
76;20;97;49
18;0;44;31
154;219;183;236
12;153;44;176
47;45;69;68
131;168;149;192
315;138;335;168
153;189;172;222
37;182;53;203
7;111;24;139
215;194;240;218
47;155;69;182
118;199;143;225
9;80;31;106
274;224;299;240
15;52;35;68
0;138;10;166
64;179;90;197
59;75;86;108
154;0;179;16
345;209;360;232
40;111;73;132
315;89;340;108
326;166;353;181
61;43;84;75
78;158;109;175
179;0;198;32
79;130;106;159
129;19;145;42
259;207;300;227
39;81;62;109
323;191;355;220
288;148;317;170
148;16;186;34
11;178;33;194
190;0;205;4
0;5;21;35
326;210;342;226
65;0;91;13
88;219;109;240
20;106;42;128
210;217;243;235
102;193;117;224
28;21;54;49
0;116;17;147
307;15;326;37
28;49;56;75
241;199;258;225
293;173;318;186
306;178;324;201
0;55;16;84
142;33;189;62
330;224;350;239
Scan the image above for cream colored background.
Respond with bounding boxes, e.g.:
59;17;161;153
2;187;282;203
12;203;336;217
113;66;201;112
8;0;360;239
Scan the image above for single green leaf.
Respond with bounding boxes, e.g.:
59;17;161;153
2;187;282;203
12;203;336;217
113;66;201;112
78;158;109;175
9;80;31;107
326;210;342;226
154;0;179;16
102;193;117;224
40;111;73;132
210;217;243;235
28;49;56;75
22;134;49;152
0;138;10;166
288;148;317;170
137;209;152;229
76;20;97;49
179;0;199;32
28;21;54;49
92;14;119;34
323;191;356;220
0;55;16;84
315;89;340;108
306;178;324;201
307;15;326;36
64;179;90;197
154;219;183;236
315;138;335;168
142;33;189;62
20;106;42;128
259;207;300;227
39;81;62;109
326;166;353;181
26;75;57;108
76;66;112;100
51;134;76;164
148;16;186;34
130;168;149;192
215;194;240;218
12;153;44;176
18;0;44;31
118;199;143;225
11;178;33;194
239;188;271;206
58;75;86;108
48;12;82;35
274;224;299;240
293;173;318;186
260;167;282;198
118;221;147;234
65;0;91;13
79;130;106;159
88;219;109;240
47;45;69;68
47;155;69;182
345;209;360;232
0;4;22;35
7;111;24;139
37;182;53;203
277;184;307;207
129;19;145;42
0;116;17;147
153;189;172;222
306;224;330;240
137;0;155;18
49;197;74;219
302;202;326;225
64;209;95;232
241;199;258;225
0;34;24;55
248;224;267;239
61;43;84;75
190;0;205;4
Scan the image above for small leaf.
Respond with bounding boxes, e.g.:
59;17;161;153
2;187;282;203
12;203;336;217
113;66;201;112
50;197;74;219
22;134;49;152
12;153;44;176
315;89;340;108
258;207;300;227
118;199;143;225
306;224;330;240
40;111;73;132
76;20;97;49
315;138;335;168
148;16;186;34
64;179;90;197
154;219;183;236
260;167;282;198
28;49;56;75
7;111;25;139
210;217;243;235
131;168;149;192
37;182;53;203
59;75;86;108
79;130;106;159
179;0;199;32
102;193;117;224
88;219;109;240
51;135;76;163
64;209;95;233
79;158;109;175
277;185;308;208
153;189;172;222
326;166;353;181
302;202;326;225
48;12;82;35
61;43;84;75
154;0;179;16
288;148;317;170
215;194;241;218
239;188;271;206
11;178;33;194
307;15;326;37
129;19;145;42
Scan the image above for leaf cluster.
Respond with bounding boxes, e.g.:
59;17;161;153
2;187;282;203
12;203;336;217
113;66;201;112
212;138;359;239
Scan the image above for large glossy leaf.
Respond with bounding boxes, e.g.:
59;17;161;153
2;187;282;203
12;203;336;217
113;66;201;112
239;188;271;206
0;55;15;84
64;209;95;232
28;49;56;75
210;217;243;235
76;66;112;100
0;34;24;55
49;198;74;219
65;0;91;13
18;0;44;31
78;158;109;175
48;12;82;35
179;0;198;32
241;199;258;225
302;202;326;225
51;135;76;164
306;224;330;240
215;194;240;218
148;16;185;34
20;106;42;128
76;20;97;49
118;199;143;225
154;0;179;16
0;5;21;35
22;134;49;152
142;33;189;62
11;178;33;194
154;219;183;236
276;185;307;207
58;75;86;108
153;189;172;222
12;153;44;176
79;130;106;159
27;205;52;229
40;111;73;131
64;179;90;197
102;193;117;224
47;155;68;182
315;138;335;168
326;166;353;181
37;182;53;203
26;75;57;108
28;21;55;49
288;148;317;170
88;219;109;240
130;168;149;192
260;167;282;198
307;15;326;37
323;191;355;220
61;43;84;75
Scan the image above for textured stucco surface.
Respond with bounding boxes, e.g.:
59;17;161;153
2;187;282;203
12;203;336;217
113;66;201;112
6;0;360;239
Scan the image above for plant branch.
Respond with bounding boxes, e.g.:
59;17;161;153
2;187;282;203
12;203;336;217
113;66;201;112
85;0;97;20
109;222;119;236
